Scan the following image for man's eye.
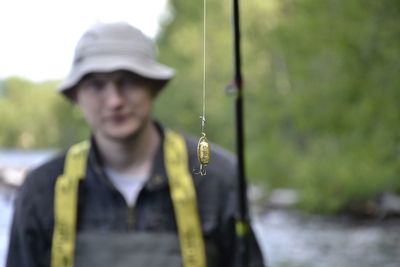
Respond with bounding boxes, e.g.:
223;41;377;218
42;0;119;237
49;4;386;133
84;79;105;91
119;77;137;88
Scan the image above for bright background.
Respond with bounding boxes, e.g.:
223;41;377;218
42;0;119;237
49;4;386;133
0;0;169;82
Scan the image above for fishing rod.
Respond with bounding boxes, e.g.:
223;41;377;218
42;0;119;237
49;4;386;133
201;0;250;264
231;0;250;266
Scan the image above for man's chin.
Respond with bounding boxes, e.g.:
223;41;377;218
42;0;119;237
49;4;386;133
105;131;139;142
102;126;144;142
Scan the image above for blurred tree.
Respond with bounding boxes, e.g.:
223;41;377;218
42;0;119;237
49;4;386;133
0;77;88;149
156;0;400;212
155;0;236;150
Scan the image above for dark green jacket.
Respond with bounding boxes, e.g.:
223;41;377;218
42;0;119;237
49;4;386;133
7;125;266;267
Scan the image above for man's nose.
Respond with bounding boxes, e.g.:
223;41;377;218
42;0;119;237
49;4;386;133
103;83;125;107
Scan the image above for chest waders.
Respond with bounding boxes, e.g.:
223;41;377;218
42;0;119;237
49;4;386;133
51;130;206;267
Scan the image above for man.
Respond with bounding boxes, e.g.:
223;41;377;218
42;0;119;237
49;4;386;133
7;22;265;267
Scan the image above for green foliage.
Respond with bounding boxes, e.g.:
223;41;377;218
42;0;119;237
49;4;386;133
0;77;88;149
155;0;236;150
155;0;400;213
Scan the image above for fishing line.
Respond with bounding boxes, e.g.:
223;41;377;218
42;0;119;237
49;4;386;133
196;0;211;176
202;0;207;132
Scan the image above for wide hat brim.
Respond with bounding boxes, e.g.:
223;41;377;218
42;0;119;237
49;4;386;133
58;54;175;94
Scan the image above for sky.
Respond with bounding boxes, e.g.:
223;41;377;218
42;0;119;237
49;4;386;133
0;0;169;82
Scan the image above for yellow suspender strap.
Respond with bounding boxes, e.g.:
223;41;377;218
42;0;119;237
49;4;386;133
51;131;206;267
164;130;207;267
51;141;89;267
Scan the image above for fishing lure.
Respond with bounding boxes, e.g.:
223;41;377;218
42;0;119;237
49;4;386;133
197;132;210;175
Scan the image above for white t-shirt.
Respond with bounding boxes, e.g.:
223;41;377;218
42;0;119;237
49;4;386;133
105;168;149;207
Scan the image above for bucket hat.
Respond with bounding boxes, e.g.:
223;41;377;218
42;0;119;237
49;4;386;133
58;22;175;94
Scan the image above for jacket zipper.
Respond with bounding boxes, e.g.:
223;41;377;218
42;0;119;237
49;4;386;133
127;206;135;231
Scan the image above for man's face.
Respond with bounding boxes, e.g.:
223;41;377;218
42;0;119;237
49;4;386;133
75;70;158;141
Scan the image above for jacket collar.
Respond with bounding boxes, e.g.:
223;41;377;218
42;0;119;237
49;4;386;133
87;121;169;191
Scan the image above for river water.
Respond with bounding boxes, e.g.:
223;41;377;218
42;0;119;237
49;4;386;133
253;209;400;267
0;194;13;267
1;151;400;267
